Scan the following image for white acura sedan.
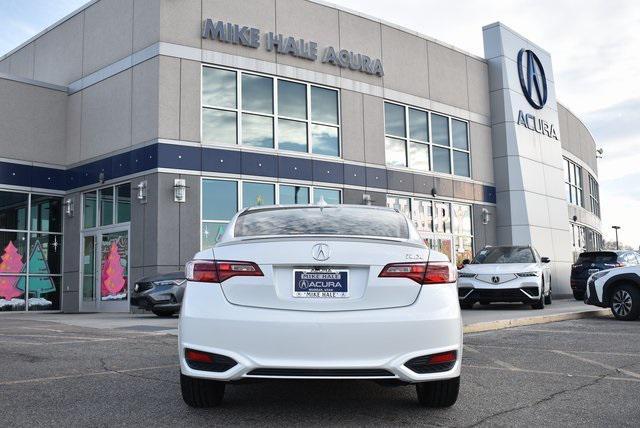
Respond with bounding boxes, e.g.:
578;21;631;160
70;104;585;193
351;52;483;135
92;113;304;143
457;245;552;309
179;204;462;408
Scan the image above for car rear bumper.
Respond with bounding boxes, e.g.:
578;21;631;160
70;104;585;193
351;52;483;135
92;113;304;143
178;282;462;383
571;278;588;292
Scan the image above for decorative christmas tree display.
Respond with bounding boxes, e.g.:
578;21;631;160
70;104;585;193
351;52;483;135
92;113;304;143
101;242;126;299
0;241;24;300
26;240;56;298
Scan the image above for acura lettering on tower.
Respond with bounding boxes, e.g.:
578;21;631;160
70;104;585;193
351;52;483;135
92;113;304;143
179;204;462;407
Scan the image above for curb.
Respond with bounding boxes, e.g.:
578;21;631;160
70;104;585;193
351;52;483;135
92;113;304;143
463;308;612;333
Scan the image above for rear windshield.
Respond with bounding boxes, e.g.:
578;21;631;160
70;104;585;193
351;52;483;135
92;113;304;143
472;246;535;264
234;206;409;239
576;252;618;264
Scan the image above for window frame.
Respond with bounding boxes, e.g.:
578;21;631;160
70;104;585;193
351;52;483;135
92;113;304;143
563;158;584;207
588;173;600;217
81;183;132;232
383;101;471;178
201;64;342;158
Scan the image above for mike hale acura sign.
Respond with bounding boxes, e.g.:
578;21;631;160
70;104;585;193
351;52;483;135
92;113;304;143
202;19;385;77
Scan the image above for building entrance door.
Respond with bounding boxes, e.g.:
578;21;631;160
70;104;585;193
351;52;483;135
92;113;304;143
80;226;130;312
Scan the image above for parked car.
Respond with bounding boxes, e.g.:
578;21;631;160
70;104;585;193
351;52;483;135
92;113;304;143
131;272;186;317
179;204;461;408
457;245;552;310
571;251;640;300
585;265;640;320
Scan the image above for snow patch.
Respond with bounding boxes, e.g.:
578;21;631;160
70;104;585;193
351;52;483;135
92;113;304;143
101;292;127;301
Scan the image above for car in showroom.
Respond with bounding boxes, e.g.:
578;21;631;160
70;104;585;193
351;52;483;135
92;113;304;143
585;265;640;320
179;204;461;408
570;250;640;300
131;271;186;317
457;245;552;310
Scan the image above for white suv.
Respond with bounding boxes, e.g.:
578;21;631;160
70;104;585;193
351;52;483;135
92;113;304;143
585;265;640;320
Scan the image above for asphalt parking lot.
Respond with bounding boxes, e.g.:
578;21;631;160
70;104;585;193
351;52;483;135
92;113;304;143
1;316;639;427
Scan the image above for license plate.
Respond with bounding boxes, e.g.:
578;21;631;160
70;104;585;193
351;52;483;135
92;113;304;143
293;269;348;298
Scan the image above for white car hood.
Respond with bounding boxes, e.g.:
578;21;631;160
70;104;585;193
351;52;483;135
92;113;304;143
460;263;539;275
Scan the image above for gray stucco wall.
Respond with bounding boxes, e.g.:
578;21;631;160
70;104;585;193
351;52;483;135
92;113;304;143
558;103;598;174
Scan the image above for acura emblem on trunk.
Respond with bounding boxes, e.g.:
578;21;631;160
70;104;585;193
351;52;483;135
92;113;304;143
312;243;330;261
492;276;500;284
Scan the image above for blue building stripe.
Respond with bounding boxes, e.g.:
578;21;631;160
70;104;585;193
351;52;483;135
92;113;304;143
0;143;496;204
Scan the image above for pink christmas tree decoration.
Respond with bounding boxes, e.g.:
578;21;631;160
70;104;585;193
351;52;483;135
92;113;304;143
0;241;24;299
101;242;126;297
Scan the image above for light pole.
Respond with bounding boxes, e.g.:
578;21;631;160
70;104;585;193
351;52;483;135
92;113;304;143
612;226;621;250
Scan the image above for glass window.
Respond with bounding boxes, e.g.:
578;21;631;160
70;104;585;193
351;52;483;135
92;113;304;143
385;137;407;167
432;114;450;146
202;108;237;145
100;231;128;301
278;119;307;152
29;233;62;276
433;146;451;174
83;191;97;229
242;74;273;114
452;120;468;150
279;185;309;205
311;124;339;156
409;108;428;142
30;195;62;233
202;223;226;249
202;180;237;221
242;113;273;148
202;67;236;108
314;188;341;205
26;276;60;311
99;187;113;226
385;102;406;138
235;206;408;238
311;86;338;124
409;142;429;170
452;204;472;236
411;199;432;232
386;196;411;219
473;246;535;264
278;80;307;119
0;191;28;230
433;202;451;233
116;184;131;223
453;151;470;177
0;231;28;273
242;182;275;208
564;158;584;207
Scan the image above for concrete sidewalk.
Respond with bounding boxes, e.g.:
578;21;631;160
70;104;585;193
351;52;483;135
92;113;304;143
1;299;610;334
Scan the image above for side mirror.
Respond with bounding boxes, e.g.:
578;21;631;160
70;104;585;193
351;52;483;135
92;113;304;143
462;259;470;266
541;257;551;263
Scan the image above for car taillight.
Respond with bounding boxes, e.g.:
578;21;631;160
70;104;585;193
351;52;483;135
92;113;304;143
378;261;457;284
427;350;458;365
185;260;263;283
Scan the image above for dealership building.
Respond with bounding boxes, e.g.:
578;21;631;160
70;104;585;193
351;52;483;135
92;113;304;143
0;0;602;312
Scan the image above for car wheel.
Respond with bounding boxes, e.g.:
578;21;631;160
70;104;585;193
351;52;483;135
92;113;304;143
531;291;545;310
460;301;474;310
544;287;552;305
572;290;585;301
152;309;176;317
416;376;460;408
610;284;640;321
180;373;225;407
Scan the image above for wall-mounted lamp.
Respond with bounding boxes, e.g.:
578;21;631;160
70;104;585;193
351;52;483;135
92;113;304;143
98;171;105;184
362;194;372;206
572;215;578;222
173;178;188;203
136;180;147;203
431;187;437;198
481;208;491;225
596;148;604;159
63;198;74;218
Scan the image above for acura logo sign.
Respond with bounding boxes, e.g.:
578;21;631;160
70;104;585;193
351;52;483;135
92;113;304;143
517;48;547;110
492;276;500;284
312;243;330;261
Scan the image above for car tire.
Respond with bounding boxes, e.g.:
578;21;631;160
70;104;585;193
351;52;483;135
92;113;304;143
572;290;585;301
152;309;176;317
531;292;545;310
416;376;460;408
180;373;226;407
544;287;552;305
460;301;474;310
610;284;640;321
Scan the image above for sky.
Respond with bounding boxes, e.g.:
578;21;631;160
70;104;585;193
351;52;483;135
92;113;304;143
1;0;639;247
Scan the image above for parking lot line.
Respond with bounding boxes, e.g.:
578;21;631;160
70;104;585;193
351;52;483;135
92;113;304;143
513;328;640;337
0;364;180;386
464;343;640;358
552;350;640;380
465;345;520;370
462;364;640;383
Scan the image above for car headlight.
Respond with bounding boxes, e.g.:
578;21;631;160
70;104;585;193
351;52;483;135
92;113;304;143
458;272;476;278
590;271;609;282
153;279;186;287
516;272;540;277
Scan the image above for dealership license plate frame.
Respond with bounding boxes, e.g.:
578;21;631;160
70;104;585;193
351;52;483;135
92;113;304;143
292;269;349;298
